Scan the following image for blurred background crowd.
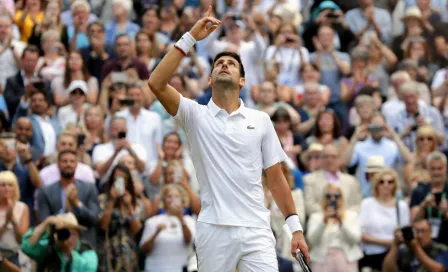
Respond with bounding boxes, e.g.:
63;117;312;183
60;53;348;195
0;0;447;271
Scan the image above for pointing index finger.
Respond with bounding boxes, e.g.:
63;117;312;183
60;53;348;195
205;5;212;17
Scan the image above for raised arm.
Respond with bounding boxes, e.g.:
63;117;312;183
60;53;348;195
147;6;221;116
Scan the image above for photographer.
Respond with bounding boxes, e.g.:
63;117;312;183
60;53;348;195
410;151;448;246
383;219;448;272
21;213;98;271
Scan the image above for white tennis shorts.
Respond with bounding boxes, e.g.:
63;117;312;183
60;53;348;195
195;222;279;272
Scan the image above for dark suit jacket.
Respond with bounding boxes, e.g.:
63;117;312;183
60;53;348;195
38;179;100;248
4;71;53;119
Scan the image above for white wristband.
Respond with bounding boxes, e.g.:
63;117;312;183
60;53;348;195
286;214;303;233
174;32;196;56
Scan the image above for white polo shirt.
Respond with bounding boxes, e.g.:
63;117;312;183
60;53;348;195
174;94;287;230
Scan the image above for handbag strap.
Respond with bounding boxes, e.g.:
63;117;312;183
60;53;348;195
396;199;401;227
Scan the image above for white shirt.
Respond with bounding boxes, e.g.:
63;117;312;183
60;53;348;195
360;197;410;255
92;141;147;185
140;214;196;272
40;162;96;186
174;94;287;229
431;68;447;90
264;46;310;86
0;39;26;89
57;104;88;129
382;98;426;124
116;108;163;168
34;115;57;156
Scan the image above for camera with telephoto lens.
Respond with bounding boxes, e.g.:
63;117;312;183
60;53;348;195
401;226;414;242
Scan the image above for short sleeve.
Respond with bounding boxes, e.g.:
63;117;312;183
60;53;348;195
261;114;287;169
140;218;157;246
173;93;203;132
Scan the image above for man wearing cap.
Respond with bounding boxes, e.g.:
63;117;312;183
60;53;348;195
57;80;90;129
300;143;324;175
344;113;412;197
21;212;98;271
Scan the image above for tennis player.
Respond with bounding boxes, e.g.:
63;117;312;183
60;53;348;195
147;7;309;272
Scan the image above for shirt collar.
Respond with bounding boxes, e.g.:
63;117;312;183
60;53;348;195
207;98;248;118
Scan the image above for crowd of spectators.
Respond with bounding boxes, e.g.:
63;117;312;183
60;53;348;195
0;0;447;271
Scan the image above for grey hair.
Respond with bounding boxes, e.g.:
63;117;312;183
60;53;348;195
391;71;411;83
0;12;13;22
426;151;447;166
41;29;60;44
354;94;374;109
399;80;419;97
110;115;127;125
70;0;91;14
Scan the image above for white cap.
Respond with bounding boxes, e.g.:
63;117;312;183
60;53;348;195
66;80;88;95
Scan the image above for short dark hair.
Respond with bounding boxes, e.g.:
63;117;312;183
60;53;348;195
211;51;245;78
30;88;47;100
58;150;77;161
87;20;105;35
21;45;40;59
114;34;131;45
271;107;291;123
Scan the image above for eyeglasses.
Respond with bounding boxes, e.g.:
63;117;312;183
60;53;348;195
325;193;341;199
417;137;434;142
380;179;395;185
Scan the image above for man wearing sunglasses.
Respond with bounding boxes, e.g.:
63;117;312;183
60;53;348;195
383;218;448;272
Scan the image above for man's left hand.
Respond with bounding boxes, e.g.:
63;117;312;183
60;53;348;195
291;231;310;263
66;185;80;207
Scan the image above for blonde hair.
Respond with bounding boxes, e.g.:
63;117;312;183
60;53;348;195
0;171;20;202
159;184;190;209
371;168;399;198
320;184;345;220
416;125;438;155
82;105;106;144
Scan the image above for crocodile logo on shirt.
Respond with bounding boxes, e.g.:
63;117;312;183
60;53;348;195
247;125;255;130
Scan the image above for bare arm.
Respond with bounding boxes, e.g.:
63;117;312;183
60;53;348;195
26;161;42;188
331;52;351;75
361;233;393;247
383;242;400;272
99;200;114;230
12;205;29;243
410;241;445;272
148;7;221;116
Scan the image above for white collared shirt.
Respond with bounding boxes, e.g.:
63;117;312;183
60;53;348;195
116;108;163;169
0;39;26;89
34;115;56;156
174;94;287;229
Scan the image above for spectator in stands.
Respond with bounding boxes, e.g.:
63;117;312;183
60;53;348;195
0;171;30;267
344;113;412;197
98;163;147;271
397;59;432;104
403;36;439;82
82;105;106;157
307;183;362;271
80;21;112;83
310;24;351;123
60;0;97;27
410;151;448;245
4;45;52;120
53;50;99;106
13;0;44;42
264;161;305;260
340;47;378;106
306;109;348;153
304;144;361;215
140;5;169;50
92;116;147;187
116;83;163;169
348;94;375;133
37;150;99;247
13;88;61;157
35;30;66;81
136;29;160;73
388;81;444;152
359;168;410;271
0;13;25;94
39;132;95;185
56;81;90;129
21;213;98;271
102;34;149;81
300;143;324;174
404;125;439;180
13;117;40;161
295;63;330;107
383;218;448;272
105;0;139;45
264;22;309;87
140;184;195;272
364;32;397;96
296;82;327;136
382;71;412;120
407;168;432;202
0;134;41;215
66;0;91;50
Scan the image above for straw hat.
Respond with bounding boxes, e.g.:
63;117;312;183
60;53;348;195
300;143;324;166
273;4;303;26
401;7;423;23
55;213;87;231
365;156;385;173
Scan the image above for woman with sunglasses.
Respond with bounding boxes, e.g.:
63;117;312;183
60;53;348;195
306;184;362;272
404;126;439;182
359;168;410;271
